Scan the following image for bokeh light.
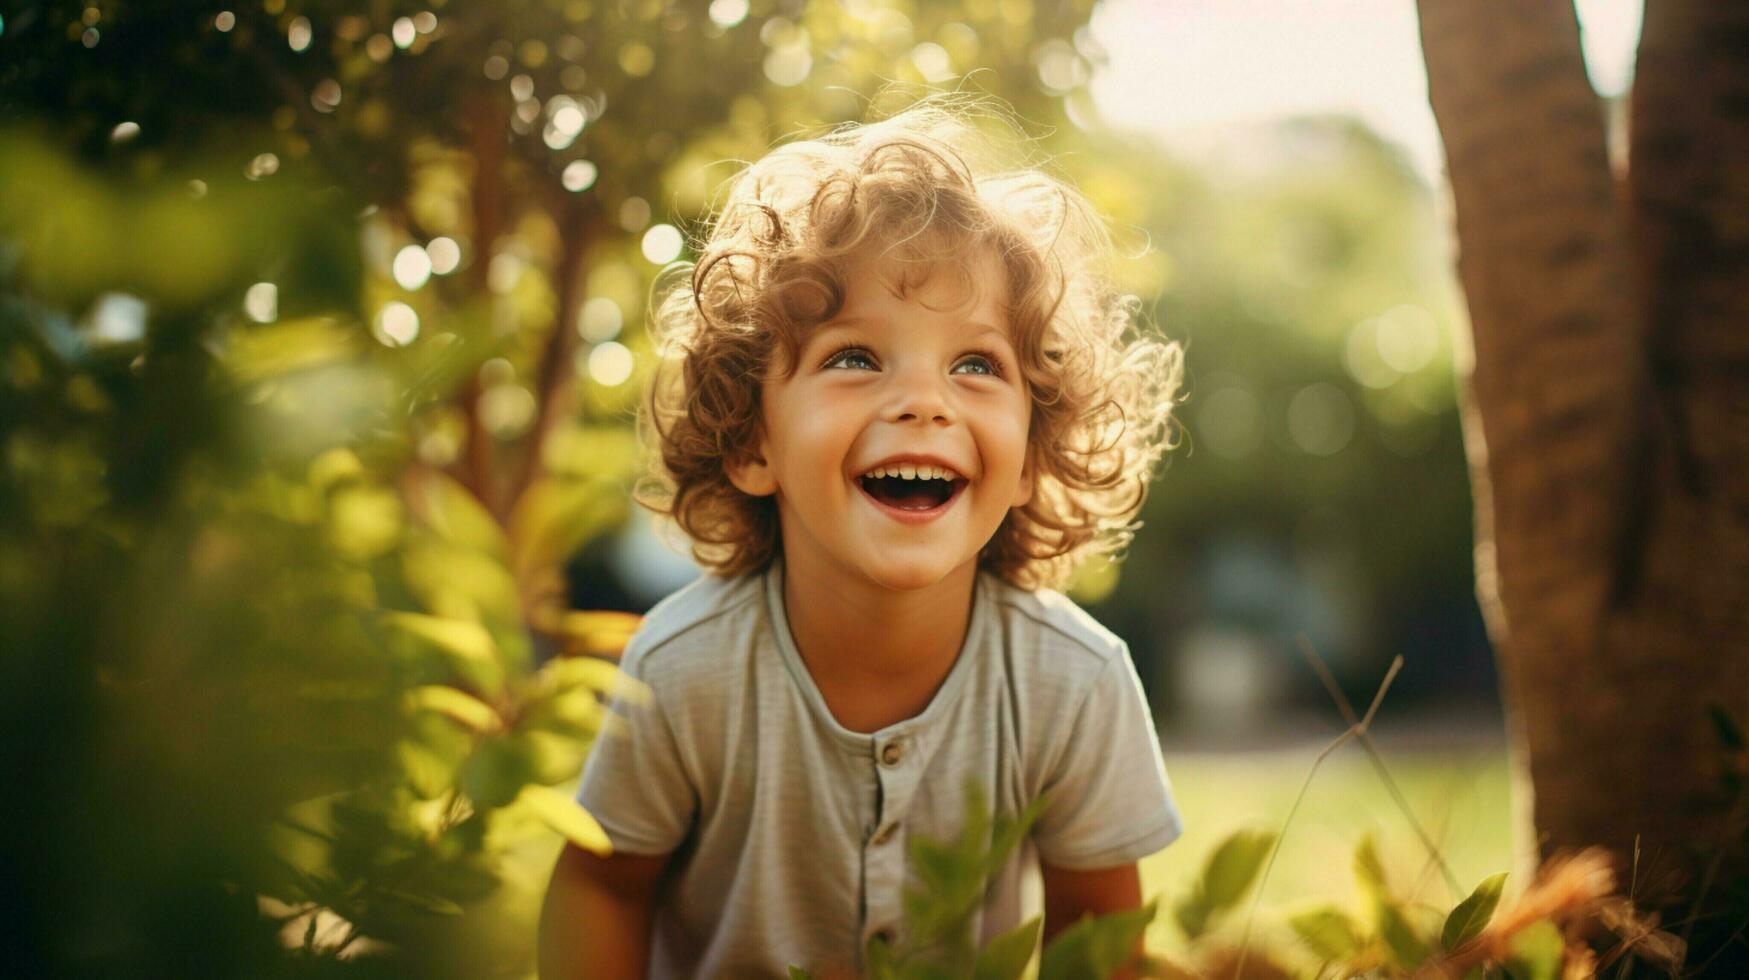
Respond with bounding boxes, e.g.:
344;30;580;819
392;244;432;290
392;17;416;49
708;0;750;28
110;121;140;143
578;297;623;342
1375;303;1440;374
243;282;278;323
618;197;651;232
374;302;420;346
640;224;683;264
562;160;598;192
245;152;279;180
912;42;953;82
1196;384;1266;460
86;293;148;345
288;16;311;52
426;237;461;275
1287;382;1356;456
214;11;233;32
764;43;813;87
587;341;635;387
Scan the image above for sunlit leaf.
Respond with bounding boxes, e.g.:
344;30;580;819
1506;920;1564;980
1039;900;1156;980
1200;827;1277;911
519;784;612;856
509;476;625;576
412;471;508;557
536;609;644;659
974;915;1041;980
223;317;359;384
1354;833;1391;909
1377;902;1429;969
1441;872;1507;952
404;684;501;734
381;610;498;662
376;884;464;916
1288;905;1363;961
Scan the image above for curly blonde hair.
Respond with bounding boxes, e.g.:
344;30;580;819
635;97;1183;593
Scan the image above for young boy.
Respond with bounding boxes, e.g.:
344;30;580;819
539;101;1186;979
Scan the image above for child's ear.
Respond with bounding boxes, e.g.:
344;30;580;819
727;446;778;497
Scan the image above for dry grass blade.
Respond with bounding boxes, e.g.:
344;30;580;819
1297;634;1463;897
1229;654;1404;980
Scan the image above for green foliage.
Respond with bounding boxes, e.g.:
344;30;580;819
1441;872;1508;953
1037;901;1157;980
1173;827;1276;939
1287;906;1363;961
1506;921;1565;980
822;782;1156;980
973;916;1044;980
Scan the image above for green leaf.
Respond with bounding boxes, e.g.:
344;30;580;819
1354;834;1391;910
1441;872;1507;952
1288;906;1363;961
1200;828;1277;911
1377;902;1429;969
1506;920;1564;980
974;915;1042;980
1039;900;1156;980
403;684;501;734
787;968;814;980
519;785;613;855
376;884;464;916
381;611;499;662
416;471;508;556
1172;894;1210;941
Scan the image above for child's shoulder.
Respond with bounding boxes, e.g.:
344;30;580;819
979;572;1130;670
619;568;767;680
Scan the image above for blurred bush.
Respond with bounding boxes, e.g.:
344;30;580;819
0;0;1120;975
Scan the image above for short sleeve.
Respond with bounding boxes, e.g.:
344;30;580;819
574;636;697;856
1032;645;1184;870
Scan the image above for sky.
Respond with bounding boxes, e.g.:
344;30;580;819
1086;0;1644;187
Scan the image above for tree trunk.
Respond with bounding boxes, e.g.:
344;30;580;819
1416;0;1749;968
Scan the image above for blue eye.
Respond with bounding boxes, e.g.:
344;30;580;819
952;356;995;376
824;348;876;371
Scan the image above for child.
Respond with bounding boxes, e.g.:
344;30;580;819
539;98;1186;979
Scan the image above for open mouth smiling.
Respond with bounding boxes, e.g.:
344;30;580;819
854;460;970;514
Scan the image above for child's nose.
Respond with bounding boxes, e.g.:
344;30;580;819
886;367;955;425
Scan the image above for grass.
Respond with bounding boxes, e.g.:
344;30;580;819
1140;743;1514;956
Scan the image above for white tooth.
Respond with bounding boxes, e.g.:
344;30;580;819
926;466;943;481
899;463;917;480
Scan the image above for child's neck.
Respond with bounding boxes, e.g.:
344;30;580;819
780;549;977;734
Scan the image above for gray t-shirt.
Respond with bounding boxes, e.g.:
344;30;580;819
573;556;1183;978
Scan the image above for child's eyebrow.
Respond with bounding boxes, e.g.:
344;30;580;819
811;316;1013;346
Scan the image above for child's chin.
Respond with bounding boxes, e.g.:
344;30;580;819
857;554;967;592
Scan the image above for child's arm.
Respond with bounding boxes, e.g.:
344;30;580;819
537;842;671;980
1040;860;1146;980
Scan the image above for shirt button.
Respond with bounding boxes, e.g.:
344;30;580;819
879;741;903;766
871;823;897;846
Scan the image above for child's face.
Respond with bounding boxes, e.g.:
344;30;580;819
728;247;1034;594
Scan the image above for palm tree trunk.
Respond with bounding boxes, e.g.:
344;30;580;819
1417;0;1749;966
